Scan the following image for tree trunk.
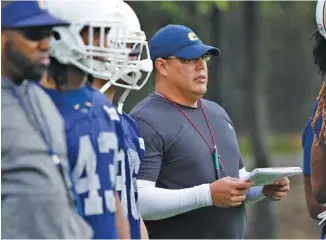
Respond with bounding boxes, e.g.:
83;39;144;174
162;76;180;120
242;1;276;238
208;6;223;105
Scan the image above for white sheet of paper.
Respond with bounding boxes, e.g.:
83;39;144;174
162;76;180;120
242;167;302;187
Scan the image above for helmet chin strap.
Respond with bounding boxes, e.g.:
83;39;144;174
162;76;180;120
99;63;121;93
116;66;146;113
117;88;131;114
102;59;153;110
99;81;112;93
116;70;140;113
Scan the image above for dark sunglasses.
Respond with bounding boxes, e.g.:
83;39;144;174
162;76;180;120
14;26;53;41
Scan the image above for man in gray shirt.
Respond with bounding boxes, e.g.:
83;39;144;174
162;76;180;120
1;1;92;238
130;24;291;239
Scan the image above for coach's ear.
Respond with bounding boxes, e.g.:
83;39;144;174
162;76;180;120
154;58;168;77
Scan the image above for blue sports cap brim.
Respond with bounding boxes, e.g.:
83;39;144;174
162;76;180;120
174;43;221;60
4;12;68;28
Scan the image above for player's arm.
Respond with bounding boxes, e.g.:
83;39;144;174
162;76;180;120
311;135;326;204
305;174;326;219
134;118;212;220
302;125;326;219
115;192;130;239
140;218;149;239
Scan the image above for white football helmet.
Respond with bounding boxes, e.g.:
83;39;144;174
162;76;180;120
317;0;326;39
100;1;153;94
44;0;131;80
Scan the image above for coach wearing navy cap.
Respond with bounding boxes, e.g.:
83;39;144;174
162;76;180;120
130;24;290;239
149;24;220;62
1;0;68;84
1;2;92;239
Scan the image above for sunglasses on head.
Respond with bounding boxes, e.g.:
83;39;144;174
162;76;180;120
13;26;53;41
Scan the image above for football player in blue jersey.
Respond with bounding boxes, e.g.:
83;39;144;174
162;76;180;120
39;1;132;239
92;2;153;239
310;0;326;237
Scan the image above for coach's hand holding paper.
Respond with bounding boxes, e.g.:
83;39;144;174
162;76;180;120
261;177;290;201
210;177;253;208
242;167;302;187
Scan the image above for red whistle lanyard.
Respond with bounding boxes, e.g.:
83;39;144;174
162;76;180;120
155;92;225;178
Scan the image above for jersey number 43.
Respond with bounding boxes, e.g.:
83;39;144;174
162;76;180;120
72;132;118;216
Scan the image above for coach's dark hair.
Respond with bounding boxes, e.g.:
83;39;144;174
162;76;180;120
312;29;326;144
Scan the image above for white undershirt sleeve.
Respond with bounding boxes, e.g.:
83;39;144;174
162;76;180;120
137;179;213;220
138;167;266;221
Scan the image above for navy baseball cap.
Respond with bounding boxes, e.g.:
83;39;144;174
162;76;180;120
149;24;221;62
1;1;68;28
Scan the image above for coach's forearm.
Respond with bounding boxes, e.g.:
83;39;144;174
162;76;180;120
137;180;212;220
311;136;326;203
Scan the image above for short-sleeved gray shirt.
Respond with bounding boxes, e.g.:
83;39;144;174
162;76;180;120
1;79;93;239
130;93;246;239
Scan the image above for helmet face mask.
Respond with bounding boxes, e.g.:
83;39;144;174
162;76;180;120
102;1;153;91
45;0;131;80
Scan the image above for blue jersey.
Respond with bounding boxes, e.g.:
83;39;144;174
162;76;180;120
302;101;318;175
116;113;144;239
43;85;124;239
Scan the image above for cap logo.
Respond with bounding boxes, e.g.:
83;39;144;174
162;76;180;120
188;32;198;41
38;0;45;9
